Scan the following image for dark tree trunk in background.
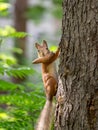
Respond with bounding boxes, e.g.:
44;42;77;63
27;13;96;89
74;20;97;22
13;0;28;83
14;0;27;58
55;0;98;130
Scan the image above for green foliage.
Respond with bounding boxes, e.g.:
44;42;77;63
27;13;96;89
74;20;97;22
0;1;10;17
0;26;28;38
52;0;63;19
0;37;45;129
0;81;45;130
0;2;10;11
26;5;46;22
0;51;45;129
0;53;17;66
10;47;23;54
53;6;62;19
0;9;45;130
52;0;62;5
0;0;9;2
50;45;57;51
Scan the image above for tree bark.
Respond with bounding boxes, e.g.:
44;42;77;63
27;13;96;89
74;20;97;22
14;0;27;56
14;0;27;59
13;0;28;83
55;0;98;130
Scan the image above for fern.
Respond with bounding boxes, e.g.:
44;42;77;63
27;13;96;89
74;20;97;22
0;62;35;79
0;26;28;38
0;1;45;129
0;79;23;91
5;67;35;78
0;53;17;65
0;40;43;130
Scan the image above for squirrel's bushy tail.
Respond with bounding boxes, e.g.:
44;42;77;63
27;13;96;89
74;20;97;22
36;100;54;130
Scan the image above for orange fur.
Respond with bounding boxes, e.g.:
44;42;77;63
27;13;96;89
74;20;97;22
32;40;60;130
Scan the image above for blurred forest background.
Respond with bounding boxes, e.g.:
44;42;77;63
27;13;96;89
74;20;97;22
0;0;62;129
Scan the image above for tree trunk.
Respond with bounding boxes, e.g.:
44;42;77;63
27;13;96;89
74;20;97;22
55;0;98;130
13;0;28;83
14;0;27;59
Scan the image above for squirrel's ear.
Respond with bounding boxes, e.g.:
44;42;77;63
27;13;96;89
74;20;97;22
35;43;40;49
43;40;48;48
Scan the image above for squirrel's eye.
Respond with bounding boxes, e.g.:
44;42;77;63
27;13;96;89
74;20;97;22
38;50;40;52
46;48;48;50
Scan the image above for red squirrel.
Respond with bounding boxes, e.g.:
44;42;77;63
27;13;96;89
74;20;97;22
32;40;60;130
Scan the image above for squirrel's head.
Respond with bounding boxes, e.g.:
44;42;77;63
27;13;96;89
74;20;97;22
35;40;50;57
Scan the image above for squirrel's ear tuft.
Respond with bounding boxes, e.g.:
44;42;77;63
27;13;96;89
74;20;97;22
43;40;48;47
35;43;40;49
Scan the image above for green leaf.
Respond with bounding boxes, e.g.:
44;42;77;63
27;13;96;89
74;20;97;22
52;0;62;5
0;2;10;11
26;5;46;22
0;26;28;38
6;67;35;78
0;66;4;75
50;45;57;51
0;80;18;91
0;54;17;65
53;5;62;19
10;47;23;54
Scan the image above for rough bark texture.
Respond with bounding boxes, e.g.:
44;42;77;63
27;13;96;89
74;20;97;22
55;0;98;130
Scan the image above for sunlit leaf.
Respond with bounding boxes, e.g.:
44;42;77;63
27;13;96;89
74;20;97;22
0;128;5;130
0;113;9;119
6;67;35;78
0;26;28;38
0;53;17;65
0;2;10;11
10;47;23;54
50;45;57;51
